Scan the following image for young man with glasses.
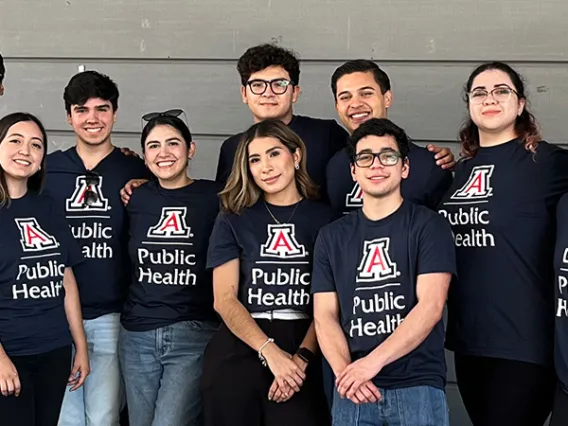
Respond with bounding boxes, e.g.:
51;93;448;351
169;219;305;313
312;118;456;426
326;60;454;216
44;71;149;426
215;43;348;198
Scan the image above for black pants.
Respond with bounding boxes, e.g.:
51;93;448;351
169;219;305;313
202;319;330;426
550;383;568;426
455;354;556;426
0;345;72;426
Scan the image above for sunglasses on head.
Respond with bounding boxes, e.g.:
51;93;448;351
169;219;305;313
142;109;184;122
83;170;100;208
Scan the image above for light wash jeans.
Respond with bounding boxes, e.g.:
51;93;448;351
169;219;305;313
58;312;124;426
118;319;218;426
332;385;450;426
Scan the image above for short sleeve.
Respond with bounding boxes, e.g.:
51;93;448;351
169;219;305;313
206;213;240;269
310;230;337;293
416;213;456;277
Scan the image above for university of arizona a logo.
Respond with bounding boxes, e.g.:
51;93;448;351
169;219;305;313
66;175;109;211
346;183;363;208
260;224;306;258
15;218;60;252
356;238;398;282
451;165;494;201
147;207;191;238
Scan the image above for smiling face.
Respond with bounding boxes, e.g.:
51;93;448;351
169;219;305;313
0;120;45;182
247;136;301;198
241;66;300;123
468;69;525;136
143;124;195;188
67;97;117;147
335;71;392;134
351;134;408;199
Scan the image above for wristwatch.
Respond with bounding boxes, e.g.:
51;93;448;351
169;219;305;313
296;347;315;364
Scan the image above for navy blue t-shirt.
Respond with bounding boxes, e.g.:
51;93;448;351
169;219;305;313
44;147;149;319
554;193;568;393
207;199;334;314
0;193;83;356
326;142;453;216
121;180;221;331
438;139;568;366
215;115;348;198
311;201;456;390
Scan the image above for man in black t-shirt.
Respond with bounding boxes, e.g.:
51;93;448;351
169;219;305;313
326;60;454;216
215;44;347;198
45;71;149;426
312;118;455;426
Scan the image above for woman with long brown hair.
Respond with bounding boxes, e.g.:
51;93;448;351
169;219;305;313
202;119;331;426
438;62;568;426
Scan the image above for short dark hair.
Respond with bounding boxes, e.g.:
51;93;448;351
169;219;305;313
349;118;410;161
237;44;300;86
63;71;119;114
0;112;48;205
140;115;192;152
0;53;5;84
331;60;391;99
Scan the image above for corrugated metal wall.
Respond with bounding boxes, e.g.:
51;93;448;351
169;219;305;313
2;1;567;424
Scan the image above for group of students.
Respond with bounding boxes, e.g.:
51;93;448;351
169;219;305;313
0;44;567;426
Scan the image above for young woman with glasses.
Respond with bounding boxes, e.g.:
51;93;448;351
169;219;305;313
437;62;568;426
118;112;220;426
0;113;88;426
202;119;332;426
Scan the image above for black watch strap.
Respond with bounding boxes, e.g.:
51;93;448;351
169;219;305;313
296;347;315;364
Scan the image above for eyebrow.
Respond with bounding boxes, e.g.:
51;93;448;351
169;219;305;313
73;104;111;110
356;147;397;155
471;83;512;91
248;145;282;158
145;137;182;145
337;86;376;97
7;133;43;143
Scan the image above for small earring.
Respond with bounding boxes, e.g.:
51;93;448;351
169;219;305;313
295;163;299;170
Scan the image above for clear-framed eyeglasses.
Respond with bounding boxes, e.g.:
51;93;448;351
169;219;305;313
468;86;518;104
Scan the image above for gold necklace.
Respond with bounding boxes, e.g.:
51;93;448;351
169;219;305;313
264;199;302;224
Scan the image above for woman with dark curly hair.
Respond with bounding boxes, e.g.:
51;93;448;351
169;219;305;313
437;62;568;426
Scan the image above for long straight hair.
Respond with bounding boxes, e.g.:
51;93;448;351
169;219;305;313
220;120;319;215
459;62;541;158
0;113;48;206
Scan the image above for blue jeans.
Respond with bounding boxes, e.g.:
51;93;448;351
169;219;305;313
58;313;124;426
119;320;218;426
332;385;449;426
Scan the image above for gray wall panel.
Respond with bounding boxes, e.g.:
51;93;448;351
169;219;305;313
3;61;568;144
2;0;567;61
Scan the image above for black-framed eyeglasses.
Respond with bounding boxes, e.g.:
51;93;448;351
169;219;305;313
83;170;100;207
468;86;518;104
353;151;402;168
246;78;293;95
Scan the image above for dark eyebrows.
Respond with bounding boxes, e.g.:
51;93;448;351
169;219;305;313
472;83;512;91
6;133;43;143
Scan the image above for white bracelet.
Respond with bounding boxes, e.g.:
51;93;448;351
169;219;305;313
258;338;274;367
